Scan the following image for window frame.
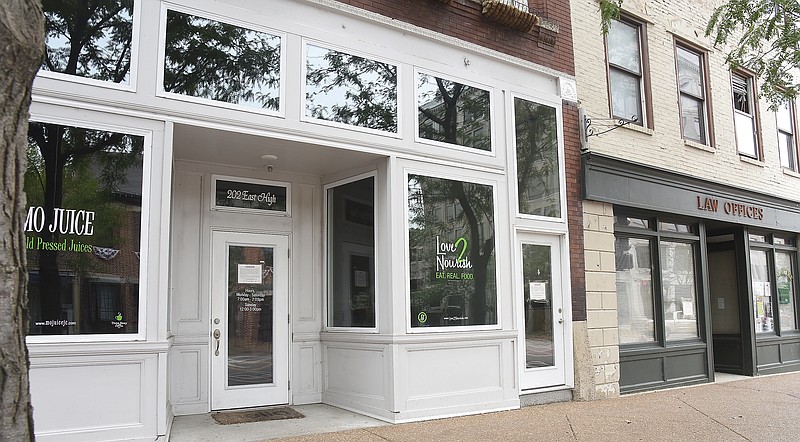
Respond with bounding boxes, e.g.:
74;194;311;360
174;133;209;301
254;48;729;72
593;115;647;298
509;92;566;223
674;40;714;146
37;0;142;93
614;210;705;349
403;167;502;334
731;70;763;159
604;15;653;128
301;38;402;138
747;231;799;337
24;116;155;344
413;67;497;156
323;171;379;333
776;98;800;172
157;4;287;118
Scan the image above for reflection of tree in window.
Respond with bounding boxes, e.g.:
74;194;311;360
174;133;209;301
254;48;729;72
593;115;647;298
514;98;560;217
26;123;144;334
42;0;134;83
408;175;496;327
417;73;491;151
164;10;281;110
306;45;397;132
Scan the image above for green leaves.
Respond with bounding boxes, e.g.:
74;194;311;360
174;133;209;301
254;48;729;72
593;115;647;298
706;0;800;107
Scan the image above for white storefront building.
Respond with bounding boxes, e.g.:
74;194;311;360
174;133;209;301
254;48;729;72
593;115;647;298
26;1;579;440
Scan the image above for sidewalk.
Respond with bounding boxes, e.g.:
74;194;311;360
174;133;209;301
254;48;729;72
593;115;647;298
171;372;800;441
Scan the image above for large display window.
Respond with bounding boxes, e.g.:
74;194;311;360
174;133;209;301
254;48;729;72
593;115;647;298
749;233;798;334
25;122;144;335
407;173;497;329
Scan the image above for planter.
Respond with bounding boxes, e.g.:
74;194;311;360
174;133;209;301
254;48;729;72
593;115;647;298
481;0;538;32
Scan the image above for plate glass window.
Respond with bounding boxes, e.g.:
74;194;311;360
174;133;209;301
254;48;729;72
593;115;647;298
607;19;644;124
417;72;492;151
676;45;708;144
25;122;144;335
775;251;796;332
776;100;798;171
42;1;135;84
327;177;375;328
660;242;699;340
164;10;281;111
615;237;656;343
408;175;496;328
732;73;759;157
306;44;397;133
514;98;561;217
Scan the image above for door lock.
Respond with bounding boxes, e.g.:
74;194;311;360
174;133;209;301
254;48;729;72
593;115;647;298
558;318;564;324
213;329;221;356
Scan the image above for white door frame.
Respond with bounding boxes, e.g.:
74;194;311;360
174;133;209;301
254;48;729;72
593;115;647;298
210;230;290;410
516;232;569;390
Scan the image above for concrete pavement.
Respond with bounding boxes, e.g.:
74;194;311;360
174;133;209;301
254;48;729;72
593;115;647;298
171;372;800;441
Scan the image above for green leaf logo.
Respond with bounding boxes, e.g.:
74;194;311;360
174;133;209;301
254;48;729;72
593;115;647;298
417;311;428;324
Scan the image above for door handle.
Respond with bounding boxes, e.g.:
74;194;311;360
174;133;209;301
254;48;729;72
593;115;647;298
213;329;221;356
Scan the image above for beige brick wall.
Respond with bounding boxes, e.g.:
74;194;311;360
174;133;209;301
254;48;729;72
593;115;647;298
571;0;800;202
583;201;620;398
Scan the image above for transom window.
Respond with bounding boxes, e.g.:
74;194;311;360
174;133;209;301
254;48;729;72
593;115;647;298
776;100;798;171
732;72;760;158
676;44;709;144
416;72;492;151
606;18;647;125
163;10;282;111
305;44;398;133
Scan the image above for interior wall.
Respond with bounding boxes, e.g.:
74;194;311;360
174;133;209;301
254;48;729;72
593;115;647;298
709;249;741;335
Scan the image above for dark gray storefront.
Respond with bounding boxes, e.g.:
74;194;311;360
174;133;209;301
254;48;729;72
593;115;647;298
584;153;800;392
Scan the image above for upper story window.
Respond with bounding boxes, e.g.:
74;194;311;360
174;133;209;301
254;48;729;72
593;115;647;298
42;1;135;85
163;10;282;112
676;44;710;145
732;72;760;158
416;72;492;151
305;44;398;133
776;100;798;171
606;18;648;126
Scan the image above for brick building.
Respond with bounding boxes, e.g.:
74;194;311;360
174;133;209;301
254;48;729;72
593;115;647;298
26;1;584;440
571;0;800;396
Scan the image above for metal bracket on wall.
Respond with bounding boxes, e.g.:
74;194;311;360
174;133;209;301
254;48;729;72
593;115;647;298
579;108;638;150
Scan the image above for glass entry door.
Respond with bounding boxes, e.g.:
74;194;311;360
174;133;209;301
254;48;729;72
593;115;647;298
211;231;289;410
517;233;568;389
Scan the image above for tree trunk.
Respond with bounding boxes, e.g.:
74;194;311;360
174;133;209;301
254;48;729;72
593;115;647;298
0;1;44;440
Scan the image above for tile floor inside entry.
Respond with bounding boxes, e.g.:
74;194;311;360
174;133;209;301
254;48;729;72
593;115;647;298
168;404;387;441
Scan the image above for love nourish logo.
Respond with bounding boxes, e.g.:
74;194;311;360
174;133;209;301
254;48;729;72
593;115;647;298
435;236;474;280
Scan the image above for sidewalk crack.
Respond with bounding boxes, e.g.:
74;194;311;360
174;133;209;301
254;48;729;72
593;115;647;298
362;427;392;441
676;397;752;441
566;414;578;440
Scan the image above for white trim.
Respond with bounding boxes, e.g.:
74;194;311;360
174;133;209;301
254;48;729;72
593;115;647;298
413;67;497;157
24;116;156;345
156;3;287;118
402;166;503;334
211;174;292;216
36;0;141;93
322;171;380;333
300;38;403;139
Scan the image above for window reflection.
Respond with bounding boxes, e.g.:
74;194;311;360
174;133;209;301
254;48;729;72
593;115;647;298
43;1;134;84
751;250;773;333
408;175;496;328
522;244;554;368
164;10;281;111
775;252;796;332
660;242;699;341
417;73;491;150
306;45;397;132
26;122;144;335
616;237;655;343
514;98;560;217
